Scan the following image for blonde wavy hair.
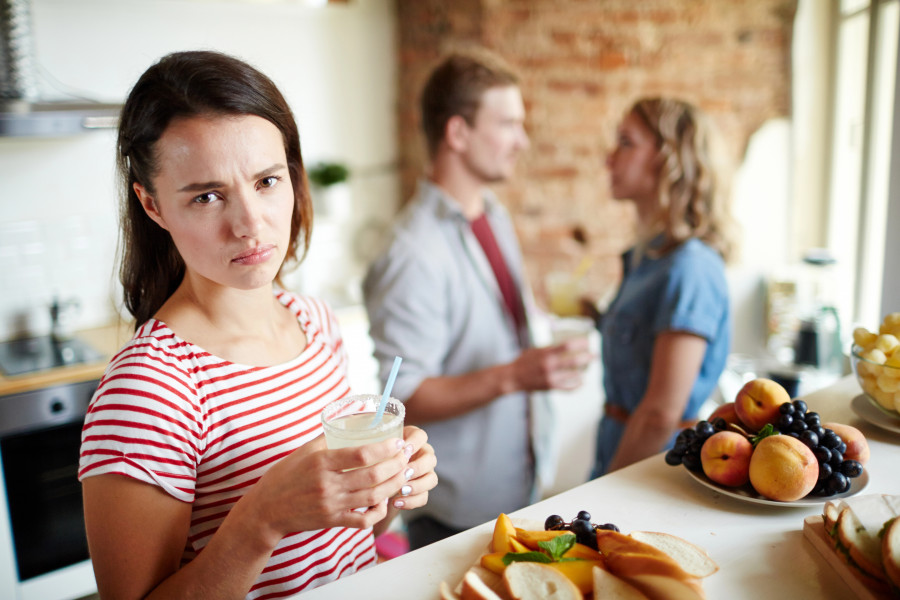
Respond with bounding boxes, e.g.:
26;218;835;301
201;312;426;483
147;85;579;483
631;97;734;262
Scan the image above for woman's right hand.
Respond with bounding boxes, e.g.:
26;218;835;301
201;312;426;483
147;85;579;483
247;434;411;543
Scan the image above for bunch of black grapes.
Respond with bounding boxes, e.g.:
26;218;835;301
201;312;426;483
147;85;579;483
776;400;863;496
665;419;723;472
544;511;619;550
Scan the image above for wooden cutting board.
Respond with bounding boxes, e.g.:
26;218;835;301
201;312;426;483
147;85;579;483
803;515;893;600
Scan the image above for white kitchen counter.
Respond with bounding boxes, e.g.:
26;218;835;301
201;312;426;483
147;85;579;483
300;375;900;599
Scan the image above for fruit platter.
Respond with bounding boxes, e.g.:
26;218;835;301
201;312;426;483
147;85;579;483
666;378;870;504
440;511;718;599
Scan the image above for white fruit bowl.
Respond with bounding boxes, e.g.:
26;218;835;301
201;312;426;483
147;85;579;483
850;344;900;415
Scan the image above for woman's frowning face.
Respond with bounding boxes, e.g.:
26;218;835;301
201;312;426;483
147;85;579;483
605;110;662;207
135;114;294;293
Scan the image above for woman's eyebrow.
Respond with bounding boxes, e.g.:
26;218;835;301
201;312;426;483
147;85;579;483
177;164;287;192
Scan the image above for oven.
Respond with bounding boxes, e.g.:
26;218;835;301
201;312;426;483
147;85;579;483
0;336;101;600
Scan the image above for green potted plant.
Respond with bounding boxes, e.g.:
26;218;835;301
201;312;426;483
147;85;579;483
307;161;351;218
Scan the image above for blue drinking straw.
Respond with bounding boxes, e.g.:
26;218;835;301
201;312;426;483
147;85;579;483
371;356;402;427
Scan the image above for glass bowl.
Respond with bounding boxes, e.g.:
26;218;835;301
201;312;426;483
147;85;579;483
850;344;900;415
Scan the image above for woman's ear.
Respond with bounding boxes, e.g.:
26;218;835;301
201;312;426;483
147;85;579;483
444;115;471;153
133;183;168;231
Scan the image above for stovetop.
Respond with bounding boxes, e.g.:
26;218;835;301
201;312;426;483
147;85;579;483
0;336;103;376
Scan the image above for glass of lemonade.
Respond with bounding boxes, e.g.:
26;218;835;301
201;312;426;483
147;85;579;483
321;394;405;450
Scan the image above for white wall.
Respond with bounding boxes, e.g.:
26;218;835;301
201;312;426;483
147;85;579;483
0;0;399;340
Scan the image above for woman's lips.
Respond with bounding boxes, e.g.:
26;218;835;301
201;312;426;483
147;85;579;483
232;244;276;265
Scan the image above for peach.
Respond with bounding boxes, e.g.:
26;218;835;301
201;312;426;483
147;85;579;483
823;422;870;465
707;402;741;427
734;378;791;432
748;435;818;501
700;431;753;487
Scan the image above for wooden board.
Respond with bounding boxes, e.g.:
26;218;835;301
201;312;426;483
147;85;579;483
802;515;893;600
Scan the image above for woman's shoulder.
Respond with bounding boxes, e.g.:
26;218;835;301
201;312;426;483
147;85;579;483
669;238;725;269
275;289;342;341
102;319;202;384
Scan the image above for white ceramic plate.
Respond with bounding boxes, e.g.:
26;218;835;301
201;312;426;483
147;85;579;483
850;394;900;434
685;468;869;507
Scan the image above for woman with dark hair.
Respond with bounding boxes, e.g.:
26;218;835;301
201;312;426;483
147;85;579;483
592;97;734;477
79;51;436;599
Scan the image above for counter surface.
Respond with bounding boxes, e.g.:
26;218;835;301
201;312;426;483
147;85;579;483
301;376;900;599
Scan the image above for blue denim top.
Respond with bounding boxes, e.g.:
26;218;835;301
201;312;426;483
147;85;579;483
593;237;731;476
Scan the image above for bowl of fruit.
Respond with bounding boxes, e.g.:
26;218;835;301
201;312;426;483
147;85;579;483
665;378;870;504
850;314;900;416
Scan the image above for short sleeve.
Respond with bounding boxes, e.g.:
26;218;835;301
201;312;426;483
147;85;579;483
363;240;450;403
652;243;728;342
78;339;203;503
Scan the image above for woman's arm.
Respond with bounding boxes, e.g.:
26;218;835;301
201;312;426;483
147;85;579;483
84;435;413;600
605;331;707;473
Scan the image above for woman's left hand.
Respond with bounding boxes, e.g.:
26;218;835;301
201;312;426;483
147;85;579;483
391;425;437;510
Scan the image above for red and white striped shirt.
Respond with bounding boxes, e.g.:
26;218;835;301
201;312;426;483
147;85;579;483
79;291;376;598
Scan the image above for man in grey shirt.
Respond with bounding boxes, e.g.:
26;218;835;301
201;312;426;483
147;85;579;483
363;49;592;549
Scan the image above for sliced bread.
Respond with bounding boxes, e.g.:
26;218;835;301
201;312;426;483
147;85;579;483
836;506;887;582
882;517;900;592
623;574;705;600
462;568;507;600
592;565;650;599
502;562;582;600
628;531;719;578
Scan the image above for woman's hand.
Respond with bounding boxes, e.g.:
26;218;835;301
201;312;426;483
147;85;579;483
247;434;414;544
373;425;438;536
390;425;437;510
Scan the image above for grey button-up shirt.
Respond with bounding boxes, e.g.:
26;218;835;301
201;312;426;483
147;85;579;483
363;180;552;530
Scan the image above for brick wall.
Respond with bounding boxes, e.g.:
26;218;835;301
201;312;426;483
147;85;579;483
396;0;797;309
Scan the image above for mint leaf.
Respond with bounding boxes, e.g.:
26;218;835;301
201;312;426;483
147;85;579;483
502;551;552;565
539;533;577;561
751;423;778;447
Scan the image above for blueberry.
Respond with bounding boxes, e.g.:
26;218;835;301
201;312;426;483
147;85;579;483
597;523;620;532
805;412;821;426
800;430;819;449
813;446;832;464
827;472;851;494
817;462;833;482
837;441;847;455
792;399;808;414
545;514;565;531
576;510;592;522
829;451;844;469
665;449;684;466
779;402;795;415
695;421;715;439
777;414;794;431
821;431;841;449
840;460;863;478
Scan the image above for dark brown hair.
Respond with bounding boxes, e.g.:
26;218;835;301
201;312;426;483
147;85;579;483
420;48;519;158
631;97;733;262
116;50;311;328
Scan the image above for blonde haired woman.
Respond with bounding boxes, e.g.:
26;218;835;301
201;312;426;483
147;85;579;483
593;97;733;477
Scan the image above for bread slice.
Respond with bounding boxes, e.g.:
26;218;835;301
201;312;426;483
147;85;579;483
441;581;461;600
836;506;887;582
596;530;674;562
882;517;900;591
623;574;705;600
628;531;719;578
592;565;650;599
462;568;506;600
823;500;843;537
461;566;511;600
603;552;694;582
502;562;582;600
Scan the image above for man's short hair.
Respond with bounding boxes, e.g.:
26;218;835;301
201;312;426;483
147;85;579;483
420;48;520;158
